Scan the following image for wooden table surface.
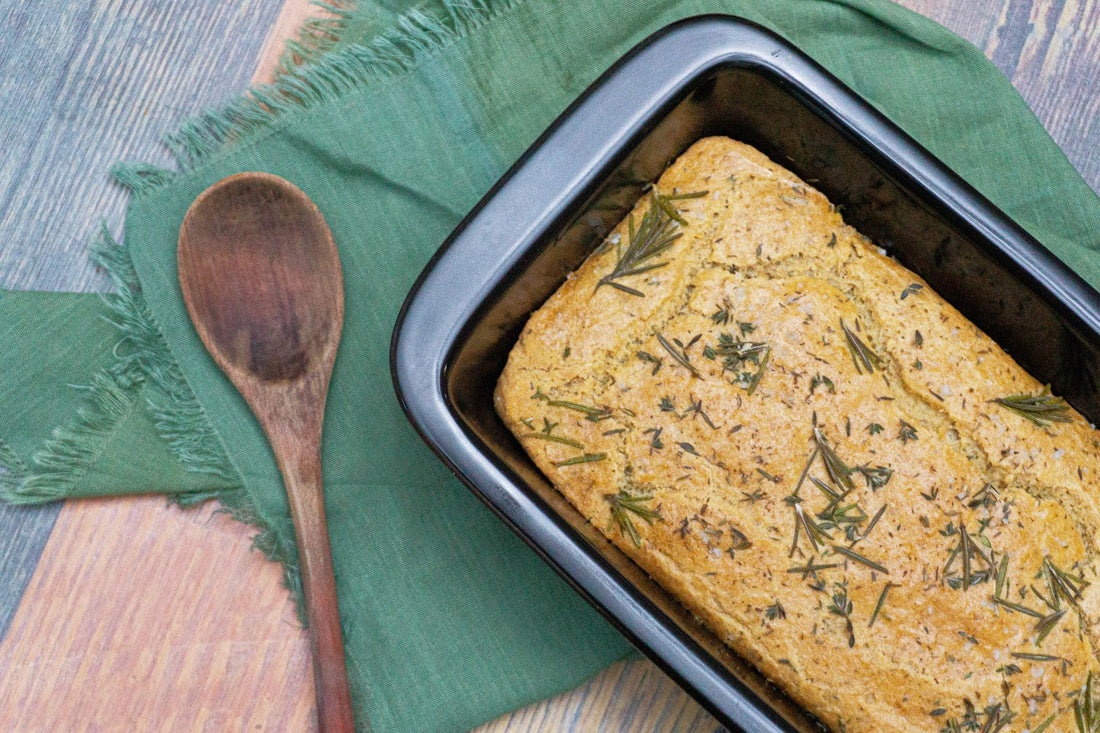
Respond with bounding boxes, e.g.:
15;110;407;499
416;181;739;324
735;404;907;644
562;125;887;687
0;1;1097;730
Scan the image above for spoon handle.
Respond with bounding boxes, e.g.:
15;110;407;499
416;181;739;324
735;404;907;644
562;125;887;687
278;444;355;732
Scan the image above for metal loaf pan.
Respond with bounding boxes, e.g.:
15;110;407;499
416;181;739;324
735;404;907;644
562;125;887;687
391;16;1100;731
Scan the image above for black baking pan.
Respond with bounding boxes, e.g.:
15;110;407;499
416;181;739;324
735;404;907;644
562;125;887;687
391;15;1100;732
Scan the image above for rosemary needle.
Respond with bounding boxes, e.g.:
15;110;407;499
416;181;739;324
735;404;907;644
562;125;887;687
596;189;704;296
991;385;1071;427
553;452;607;467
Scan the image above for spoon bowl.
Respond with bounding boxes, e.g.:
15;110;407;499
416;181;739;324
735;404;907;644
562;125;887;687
179;173;341;382
179;173;353;732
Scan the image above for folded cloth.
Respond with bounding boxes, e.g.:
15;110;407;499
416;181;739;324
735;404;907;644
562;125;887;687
4;0;1099;730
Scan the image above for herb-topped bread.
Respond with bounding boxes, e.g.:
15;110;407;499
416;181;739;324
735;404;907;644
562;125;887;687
494;137;1100;731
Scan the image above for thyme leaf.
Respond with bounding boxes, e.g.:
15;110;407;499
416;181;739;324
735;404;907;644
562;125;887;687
714;332;769;394
810;373;835;395
710;298;732;325
854;465;893;491
900;283;924;300
636;350;663;375
829;584;856;648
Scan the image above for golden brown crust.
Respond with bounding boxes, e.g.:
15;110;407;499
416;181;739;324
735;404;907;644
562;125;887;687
495;137;1100;731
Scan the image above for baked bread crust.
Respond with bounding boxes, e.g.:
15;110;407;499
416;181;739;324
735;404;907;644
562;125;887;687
495;137;1100;731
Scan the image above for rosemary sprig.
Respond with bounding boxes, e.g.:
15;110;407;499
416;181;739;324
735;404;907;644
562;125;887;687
1075;671;1100;733
1034;609;1068;645
840;319;882;374
1011;652;1062;662
792;501;833;553
992;596;1044;619
851;504;888;546
522;433;584;449
550;400;610;416
787;559;841;575
533;389;613;418
714;332;769;394
653;188;709;224
813;428;854;492
898;420;918;444
817;500;867;530
1043;557;1087;608
553;453;607;467
604;491;661;547
655;332;701;377
832;544;889;574
868;583;893;627
991;385;1072;427
943;523;994;591
596;189;703;296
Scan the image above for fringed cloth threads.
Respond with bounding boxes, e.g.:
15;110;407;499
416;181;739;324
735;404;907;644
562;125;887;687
1;0;526;611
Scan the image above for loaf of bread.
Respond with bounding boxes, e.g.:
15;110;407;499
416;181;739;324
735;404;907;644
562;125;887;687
495;137;1100;731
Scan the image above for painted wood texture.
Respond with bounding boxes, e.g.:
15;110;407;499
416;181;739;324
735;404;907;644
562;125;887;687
903;0;1100;190
0;0;1097;732
0;0;285;642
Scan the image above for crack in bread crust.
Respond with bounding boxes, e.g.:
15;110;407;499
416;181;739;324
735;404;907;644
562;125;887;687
495;137;1099;732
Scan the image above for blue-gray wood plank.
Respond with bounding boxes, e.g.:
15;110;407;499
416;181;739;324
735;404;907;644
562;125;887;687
0;0;286;639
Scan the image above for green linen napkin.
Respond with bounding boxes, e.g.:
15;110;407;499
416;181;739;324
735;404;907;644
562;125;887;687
4;0;1100;730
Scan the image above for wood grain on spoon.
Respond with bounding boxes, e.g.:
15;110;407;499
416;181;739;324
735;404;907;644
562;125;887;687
178;173;353;733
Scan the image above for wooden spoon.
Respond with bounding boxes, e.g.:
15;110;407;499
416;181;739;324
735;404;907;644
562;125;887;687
178;172;354;732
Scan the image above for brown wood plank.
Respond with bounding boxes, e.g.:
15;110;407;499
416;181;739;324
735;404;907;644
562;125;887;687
0;497;315;731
